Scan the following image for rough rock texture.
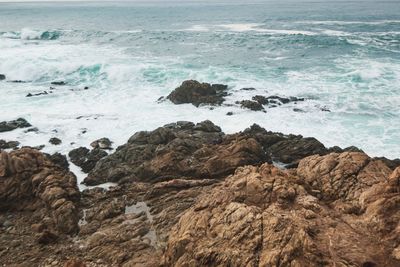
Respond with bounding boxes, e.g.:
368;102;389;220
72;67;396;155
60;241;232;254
47;152;69;170
69;147;107;173
163;152;400;266
49;137;62;145
239;100;265;111
0;148;80;234
1;142;399;266
0;118;31;132
84;121;336;186
167;80;228;106
0;140;20;150
84;120;269;185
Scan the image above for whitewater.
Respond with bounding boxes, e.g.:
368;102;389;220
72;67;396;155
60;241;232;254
0;0;399;169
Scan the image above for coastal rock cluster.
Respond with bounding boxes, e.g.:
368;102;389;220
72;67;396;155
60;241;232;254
1;121;400;266
165;80;307;112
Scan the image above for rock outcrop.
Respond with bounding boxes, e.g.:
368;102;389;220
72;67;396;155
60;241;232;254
163;152;400;266
84;120;269;185
0;148;80;235
0;118;31;132
167;80;228;106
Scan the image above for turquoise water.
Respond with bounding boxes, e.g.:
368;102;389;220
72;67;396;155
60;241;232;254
0;0;399;159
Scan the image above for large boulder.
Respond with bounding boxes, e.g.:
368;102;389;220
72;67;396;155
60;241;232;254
167;80;228;107
0;118;31;132
162;152;400;266
0;148;80;235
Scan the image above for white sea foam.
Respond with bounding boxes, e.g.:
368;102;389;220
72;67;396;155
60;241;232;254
20;28;43;40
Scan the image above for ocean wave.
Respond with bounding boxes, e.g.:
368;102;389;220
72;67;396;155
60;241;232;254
1;28;62;40
295;20;400;25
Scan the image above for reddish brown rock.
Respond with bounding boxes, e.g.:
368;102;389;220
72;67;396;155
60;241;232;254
162;152;400;266
0;148;80;235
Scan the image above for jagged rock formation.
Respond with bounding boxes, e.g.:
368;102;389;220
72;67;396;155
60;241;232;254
1;123;400;266
0;148;80;235
163;152;400;266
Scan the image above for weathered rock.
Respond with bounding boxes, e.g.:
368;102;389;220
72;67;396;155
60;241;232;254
0;118;31;132
0;74;5;80
84;120;269;185
252;95;269;105
68;147;107;173
374;156;400;170
47;153;69;170
0;148;80;235
239;100;265;111
90;137;112;150
49;137;62;145
242;124;328;165
0;140;20;150
167;80;228;107
163;153;400;266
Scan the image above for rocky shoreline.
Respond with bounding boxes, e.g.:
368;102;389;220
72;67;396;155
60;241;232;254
1;80;400;266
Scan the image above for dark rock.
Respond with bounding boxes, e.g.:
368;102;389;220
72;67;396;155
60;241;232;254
226;112;233;116
0;140;20;150
84;120;268;185
293;108;305;112
240;87;256;91
51;81;66;86
90;138;112;150
167;80;228;107
0;74;5;80
47;153;69;170
239;100;264;111
252;95;269;105
26;91;49;97
374;157;400;170
49;137;62;145
0;118;31;132
37;230;58;244
69;147;107;173
243;124;328;165
24;127;39;133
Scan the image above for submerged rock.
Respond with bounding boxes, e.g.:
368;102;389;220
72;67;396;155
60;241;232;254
167;80;228;107
90;137;112;150
0;118;31;132
49;137;62;145
0;74;5;80
51;81;66;86
239;100;265;111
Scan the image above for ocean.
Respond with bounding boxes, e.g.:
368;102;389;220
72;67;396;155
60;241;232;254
0;0;399;162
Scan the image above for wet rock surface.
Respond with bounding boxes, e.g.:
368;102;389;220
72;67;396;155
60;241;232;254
0;118;31;132
1;122;400;266
90;137;112;150
167;80;228;106
0;140;20;150
0;74;5;80
49;137;62;145
69;147;107;173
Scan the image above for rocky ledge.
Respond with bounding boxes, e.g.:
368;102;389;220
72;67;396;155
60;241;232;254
1;121;400;266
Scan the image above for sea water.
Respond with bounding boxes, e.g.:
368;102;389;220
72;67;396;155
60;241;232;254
0;0;399;166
